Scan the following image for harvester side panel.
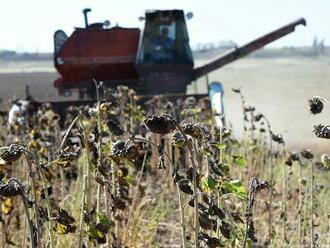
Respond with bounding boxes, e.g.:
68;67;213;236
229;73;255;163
54;27;140;89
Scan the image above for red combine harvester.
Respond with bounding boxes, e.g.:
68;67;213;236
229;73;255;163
53;9;306;99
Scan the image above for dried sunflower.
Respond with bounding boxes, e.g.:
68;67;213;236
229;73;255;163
106;114;124;136
144;115;176;134
244;106;255;112
188;198;207;211
0;180;24;197
178;180;193;195
199;212;217;231
251;178;269;192
56;208;75;225
220;221;231;239
55;146;80;168
290;152;300;161
86;216;113;245
55;208;76;235
232;88;241;93
182;122;209;140
313;124;330;139
254;113;263;122
321;154;330;168
199;233;221;248
301;149;314;160
213;127;232;141
308;96;326;115
284;156;293;166
208;201;225;220
298;178;307;185
0;146;22;165
111;194;127;211
182;122;199;139
111;140;139;162
171;131;186;148
56;223;77;235
271;133;284;144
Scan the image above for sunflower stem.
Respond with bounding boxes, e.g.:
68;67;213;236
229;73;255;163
310;158;314;247
174;122;200;248
78;175;87;248
176;185;187;248
78;116;93;212
94;79;102;223
298;159;303;246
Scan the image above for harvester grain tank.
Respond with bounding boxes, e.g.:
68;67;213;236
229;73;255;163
53;9;306;98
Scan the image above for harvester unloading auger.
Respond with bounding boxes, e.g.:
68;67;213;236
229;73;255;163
193;18;306;80
53;9;306;99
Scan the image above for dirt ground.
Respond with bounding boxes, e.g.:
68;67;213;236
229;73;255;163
0;60;73;102
190;56;330;153
1;56;330;152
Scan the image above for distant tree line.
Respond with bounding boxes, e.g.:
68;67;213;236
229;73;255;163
194;40;237;52
0;50;52;60
312;36;325;55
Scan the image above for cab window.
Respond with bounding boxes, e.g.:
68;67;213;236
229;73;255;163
138;10;193;65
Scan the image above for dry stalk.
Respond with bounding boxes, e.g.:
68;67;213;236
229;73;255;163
297;159;303;245
36;164;55;248
94;80;102;222
78;174;88;248
176;185;187;248
243;177;269;248
310;158;314;247
263;116;273;241
174;122;200;248
281;145;287;242
125;152;148;242
78;116;93;211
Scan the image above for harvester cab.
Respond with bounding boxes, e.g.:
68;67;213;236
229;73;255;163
137;10;193;66
136;10;194;94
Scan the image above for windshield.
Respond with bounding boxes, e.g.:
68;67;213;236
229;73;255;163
138;10;193;65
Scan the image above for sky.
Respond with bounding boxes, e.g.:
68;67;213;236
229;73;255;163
0;0;328;52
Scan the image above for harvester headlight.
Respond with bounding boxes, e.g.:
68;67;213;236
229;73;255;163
57;57;64;65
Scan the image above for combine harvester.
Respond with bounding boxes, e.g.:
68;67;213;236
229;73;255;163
49;9;306;120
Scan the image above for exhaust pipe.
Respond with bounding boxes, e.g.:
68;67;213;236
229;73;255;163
83;8;91;28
